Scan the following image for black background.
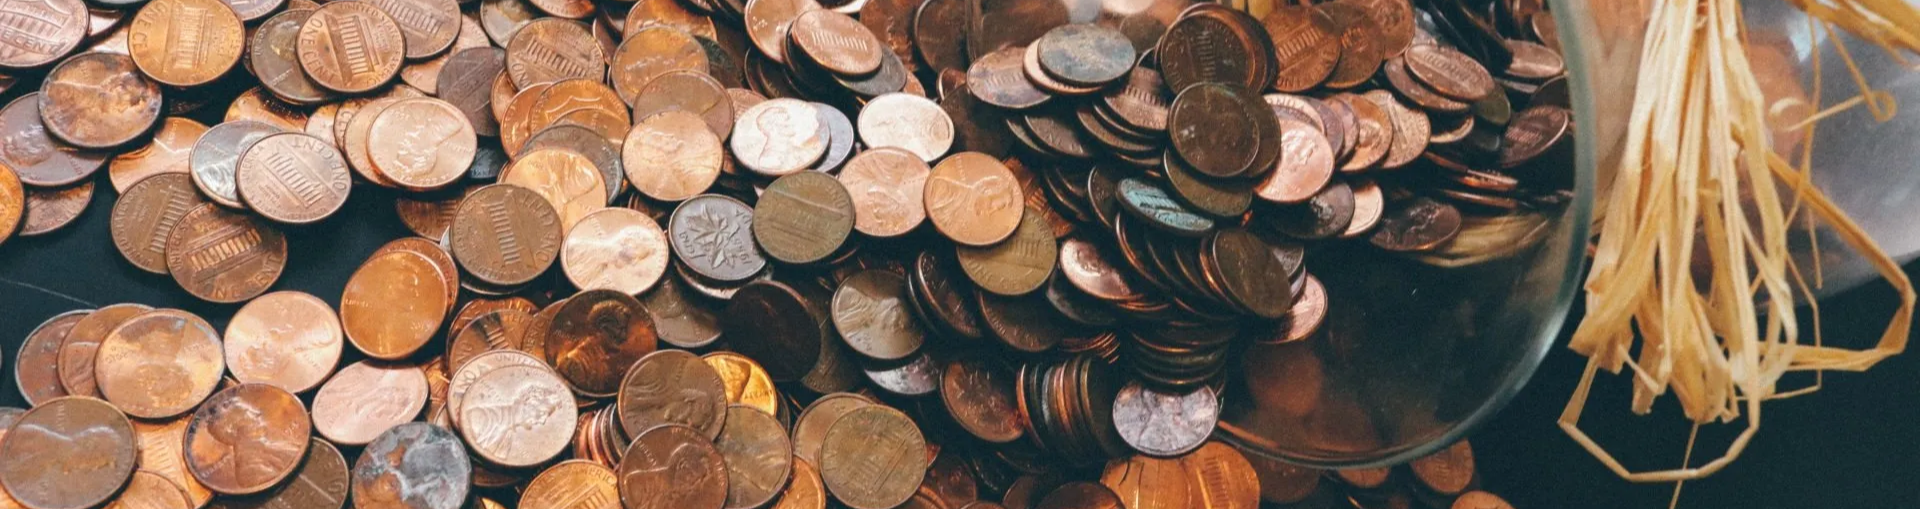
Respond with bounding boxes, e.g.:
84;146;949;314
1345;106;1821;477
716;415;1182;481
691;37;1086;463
3;184;1918;509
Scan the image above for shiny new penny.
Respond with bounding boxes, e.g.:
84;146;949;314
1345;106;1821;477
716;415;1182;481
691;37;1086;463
19;180;90;236
127;0;241;86
506;18;607;88
57;303;150;398
185;384;312;495
753;171;854;264
132;417;215;508
297;1;407;94
0;0;85;69
1255;120;1334;204
956;208;1057;296
450;183;564;286
251;10;333;105
772;459;827;509
438;47;509;137
716;405;794;509
224;291;341;394
837;147;928;237
562;207;670;294
363;0;461;59
743;0;822;63
312;361;428;446
731;98;828;177
166;205;287;303
502;148;608;231
530;78;629;131
966;47;1049;110
110;175;206;271
831;270;924;361
211;438;350;509
547;289;659;397
941;357;1023;443
0;397;136;509
108;116;205;193
668;194;765;282
819;405;929;509
925;152;1023;246
617;424;728;509
351;423;471;509
702;352;778;416
789;9;882;76
1111;382;1217;457
0;94;109;188
522;460;619;509
1179;442;1260;509
459;364;577;468
617;349;728;439
39;52;161;149
94;309;225;419
191;120;283;209
340;250;447;359
16;311;87;406
369;98;479;191
375;237;460;307
226;88;310;132
1101;455;1194;509
610;27;708;106
857;93;953;161
234;133;352;224
623;110;723;201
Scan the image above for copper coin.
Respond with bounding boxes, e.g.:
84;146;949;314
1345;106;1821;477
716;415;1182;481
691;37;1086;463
459;364;577;468
1382;56;1468;113
670;194;766;282
297;1;407;94
629;71;732;139
447;309;531;371
1034;24;1134;87
165;205;287;303
211;438;350;509
220;91;307;139
1319;3;1380;90
56;304;151;398
392;185;470;240
16;311;86;405
862;350;940;396
0;0;85;69
702;352;778;415
217;0;282;22
130;417;215;508
342;99;405;187
524;124;624;201
1504;39;1564;79
616;349;728;439
481;0;537;46
1168;83;1264;178
956;207;1056;296
617;424;728;509
0;397;137;509
1409;440;1474;495
789;9;881;76
1334;467;1388;489
856;0;913;71
856;93;952;162
771;459;827;509
222;291;342;394
39;52;161;149
311;361;428;446
1452;491;1512;509
753;170;854;264
714;405;793;509
743;0;821;63
0;164;16;245
637;276;722;352
108;117;204;192
819;405;929;509
830;270;924;361
1058;238;1139;301
1261;6;1339;93
18;180;90;236
1179;442;1259;509
375;236;461;308
610;26;708;105
836;147;928;237
506;19;607;88
622;0;716;40
1157;10;1266;93
530;78;629;131
942;357;1023;443
1368;90;1428;169
1036;482;1122;509
925;152;1022;246
1368;197;1460;252
522;461;619;509
446;349;546;429
1100;455;1195;509
1336;94;1391;171
560;207;670;294
185;384;312;495
1110;382;1216;457
449;297;539;341
730;98;827;176
451;184;563;285
339;250;446;360
0;94;108;188
965;48;1048;110
1100;67;1170;134
252;10;334;106
502;148;606;231
350;423;471;509
547;289;658;397
1405;44;1495;102
368;98;477;191
438;47;508;137
1252;120;1333;204
1276;275;1325;342
191;120;283;209
1499;105;1570;168
94;309;226;419
398;12;486;94
125;0;241;86
363;0;460;60
233;132;352;224
790;393;872;464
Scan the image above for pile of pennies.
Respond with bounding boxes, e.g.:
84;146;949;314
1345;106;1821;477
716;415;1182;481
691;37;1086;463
0;0;1572;502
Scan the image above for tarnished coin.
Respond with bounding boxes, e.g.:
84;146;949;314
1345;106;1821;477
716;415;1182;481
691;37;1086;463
210;438;349;509
18;180;91;236
1101;455;1195;509
857;93;953;162
1320;2;1381;89
369;98;478;191
39;52;161;149
644;277;724;349
313;361;429;446
522;461;619;509
611;27;708;105
942;357;1023;443
1157;9;1267;92
1262;6;1339;92
16;311;87;406
166;205;287;303
0;94;109;188
832;270;925;361
624;110;724;201
548;289;659;397
1266;179;1352;240
234;133;352;224
702;352;779;416
1179;442;1259;509
298;1;407;94
789;9;882;76
743;0;822;63
617;349;728;439
1499;105;1570;169
1406;43;1495;102
1116;178;1213;237
1111;382;1217;457
819;405;929;509
0;397;137;509
0;0;86;70
1208;228;1292;319
1276;275;1325;342
1410;440;1474;495
252;10;334;106
438;47;509;137
186;384;312;495
722;281;824;382
925;152;1023;246
364;0;461;59
1168;83;1263;178
94;309;225;419
1034;24;1134;87
619;425;729;509
837;147;928;237
731;98;828;176
57;304;151;398
716;405;794;509
341;250;448;359
1368;197;1461;252
131;417;215;508
459;364;577;468
502;148;607;231
507;18;607;88
669;194;766;282
562;207;671;294
109;117;205;192
351;423;471;509
966;47;1049;110
956;206;1056;296
1037;482;1123;509
225;291;341;394
451;183;564;286
753;171;854;264
191;120;283;209
125;0;241;86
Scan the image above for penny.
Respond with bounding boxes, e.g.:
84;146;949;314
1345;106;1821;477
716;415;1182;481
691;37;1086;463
166;205;287;303
1452;491;1512;509
1504;39;1564;79
362;0;461;59
559;207;670;294
966;48;1049;110
389;186;466;240
618;424;728;509
507;18;608;88
753;170;854;264
1101;455;1193;509
610;27;708;105
743;0;821;63
1180;442;1259;509
351;423;471;509
481;0;537;45
1499;105;1570;169
925;152;1023;246
399;13;487;94
211;438;349;509
630;71;733;138
1058;238;1139;301
956;206;1057;296
447;309;530;372
1157;9;1267;93
0;162;15;246
1382;56;1468;113
1168;83;1263;178
862;350;940;396
1037;482;1123;509
1368;90;1429;169
1369;197;1461;252
133;0;242;86
1335;468;1388;489
337;251;446;360
18;180;90;236
0;397;137;509
668;194;765;282
819;405;929;509
710;405;791;509
0;94;109;188
977;291;1066;353
790;393;871;464
835;148;927;237
311;361;428;446
770;459;827;509
1110;382;1217;457
460;364;577;468
857;93;953;162
233;132;352;224
39;52;161;149
446;349;546;430
503;148;607;231
1429;112;1475;144
108;118;205;192
641;276;723;348
617;349;728;439
226;92;311;135
1406;44;1496;102
522;461;619;509
1317;2;1380;89
831;270;925;361
1116;178;1213;237
0;0;84;69
721;280;825;381
93;309;225;419
127;417;214;508
1337;94;1391;171
1273;274;1325;342
1210;227;1293;318
547;289;659;397
524;127;623;202
530;79;629;132
438;48;509;137
789;9;882;76
185;384;311;495
702;352;778;416
1100;67;1170;134
731;98;828;176
1266;179;1351;240
1261;5;1339;93
375;236;462;307
298;1;407;94
368;99;478;191
220;291;342;394
942;357;1023;443
250;11;333;105
1162;152;1251;219
1034;24;1134;87
805;103;856;172
192;120;283;209
16;311;86;405
342;99;405;186
56;304;151;398
623;0;716;40
1409;440;1474;495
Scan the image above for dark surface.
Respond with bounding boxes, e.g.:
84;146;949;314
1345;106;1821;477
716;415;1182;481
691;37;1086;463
3;183;1918;509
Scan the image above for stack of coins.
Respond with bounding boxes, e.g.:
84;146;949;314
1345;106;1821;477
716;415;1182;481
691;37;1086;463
0;0;1571;504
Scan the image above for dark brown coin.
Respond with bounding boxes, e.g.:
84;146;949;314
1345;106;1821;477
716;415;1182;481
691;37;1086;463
1168;83;1263;178
1410;440;1474;495
819;405;930;509
56;304;150;399
1163;152;1251;219
0;397;138;509
450;183;564;286
1499;105;1571;168
967;0;1065;61
0;0;86;70
670;194;766;282
618;349;728;439
1037;482;1122;509
1157;9;1268;93
438;47;509;137
1368;197;1461;252
723;281;823;382
548;289;659;397
832;270;925;362
252;10;334;105
642;276;725;348
1320;2;1381;89
1261;6;1339;93
716;405;794;509
297;1;407;94
957;206;1057;296
350;423;471;509
1406;43;1496;102
910;250;986;340
1034;24;1134;87
186;384;312;495
39;52;161;149
859;0;916;73
940;83;1016;158
942;357;1023;443
753;171;854;265
966;47;1049;110
0;93;108;187
364;0;461;59
790;9;883;76
909;0;966;75
507;18;608;88
234;133;352;225
15;311;87;405
976;291;1066;353
165;204;286;303
1348;0;1414;57
1100;67;1170;134
18;180;90;236
1266;179;1352;240
211;438;349;509
618;424;728;509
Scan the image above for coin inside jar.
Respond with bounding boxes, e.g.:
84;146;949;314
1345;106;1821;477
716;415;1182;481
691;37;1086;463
312;361;430;446
185;384;312;495
450;183;565;286
94;309;227;419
